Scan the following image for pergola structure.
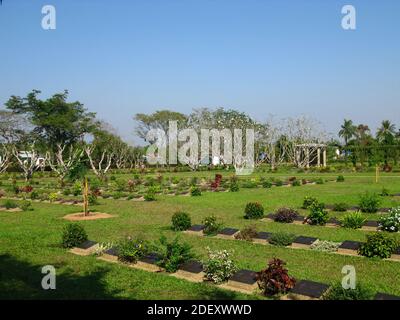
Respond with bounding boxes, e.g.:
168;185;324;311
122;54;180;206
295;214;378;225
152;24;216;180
294;143;327;168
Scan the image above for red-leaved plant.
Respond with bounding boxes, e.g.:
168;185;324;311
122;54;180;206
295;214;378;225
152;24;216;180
256;258;296;296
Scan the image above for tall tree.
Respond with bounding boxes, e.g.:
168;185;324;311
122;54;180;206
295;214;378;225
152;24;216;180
5;90;96;150
134;110;188;142
338;119;356;147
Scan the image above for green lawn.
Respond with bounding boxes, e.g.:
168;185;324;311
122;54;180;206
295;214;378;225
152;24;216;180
1;172;400;299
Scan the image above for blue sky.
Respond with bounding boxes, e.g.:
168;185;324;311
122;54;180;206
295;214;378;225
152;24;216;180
0;0;399;144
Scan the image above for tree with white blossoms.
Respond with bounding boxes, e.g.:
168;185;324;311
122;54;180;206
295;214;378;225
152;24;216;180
45;143;84;186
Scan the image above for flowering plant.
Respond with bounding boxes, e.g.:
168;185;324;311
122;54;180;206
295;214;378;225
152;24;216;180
379;207;400;232
203;248;237;284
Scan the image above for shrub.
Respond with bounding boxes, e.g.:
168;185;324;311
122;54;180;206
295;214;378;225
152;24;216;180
358;232;398;259
144;189;156;201
324;282;374;300
20;185;33;193
19;200;33;211
0;189;5;198
61;223;88;248
310;240;340;252
62;188;71;196
315;178;324;184
262;180;273;189
3;200;18;209
202;215;223;235
380;187;390;197
379;207;400;232
49;192;59;202
72;181;82;196
275;179;283;187
234;225;258;241
256;258;296;296
116;237;149;263
358;192;381;213
292;179;301;187
336;175;345;182
302;196;319;209
229;180;240;192
274;207;298;223
332;202;348;212
341;212;366;229
242;180;258;188
269;232;295;246
203;248;237;284
156;235;194;273
171;211;191;231
244;202;264;219
190;186;202;196
88;193;99;205
306;202;329;225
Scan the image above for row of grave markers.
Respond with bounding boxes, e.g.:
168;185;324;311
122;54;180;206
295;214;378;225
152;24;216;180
184;224;400;261
68;240;400;300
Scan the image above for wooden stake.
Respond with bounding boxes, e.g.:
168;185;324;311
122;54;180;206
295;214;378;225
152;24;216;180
83;177;89;216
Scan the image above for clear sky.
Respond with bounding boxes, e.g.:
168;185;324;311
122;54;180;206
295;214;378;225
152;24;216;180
0;0;399;144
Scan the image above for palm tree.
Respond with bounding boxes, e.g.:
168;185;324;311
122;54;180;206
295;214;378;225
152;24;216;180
376;120;396;143
338;119;356;146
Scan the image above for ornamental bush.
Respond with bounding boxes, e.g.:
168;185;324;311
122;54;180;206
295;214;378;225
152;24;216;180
324;282;374;300
302;196;319;209
379;207;400;232
341;212;366;229
116;237;149;263
310;240;340;253
234;225;258;242
61;223;88;248
269;232;295;247
358;192;381;213
256;258;296;296
203;248;237;284
332;202;348;212
202;215;223;235
274;207;299;223
156;236;194;273
306;202;329;226
244;202;264;219
262;180;273;189
336;175;345;182
171;211;192;231
190;186;202;196
358;232;398;259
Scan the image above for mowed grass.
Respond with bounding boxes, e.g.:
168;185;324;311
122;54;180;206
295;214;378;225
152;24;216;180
0;173;400;299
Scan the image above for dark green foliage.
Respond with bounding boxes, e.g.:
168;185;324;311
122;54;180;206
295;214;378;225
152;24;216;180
332;202;348;212
171;212;191;231
19;200;33;211
358;192;381;213
116;237;149;263
336;175;345;182
262;180;273;188
358;232;398;259
190;186;201;196
324;282;374;300
244;202;264;219
3;200;18;209
292;179;301;187
156;236;194;273
61;223;88;248
269;232;295;246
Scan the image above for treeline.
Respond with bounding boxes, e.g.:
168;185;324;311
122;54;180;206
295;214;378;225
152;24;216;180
1;90;399;182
